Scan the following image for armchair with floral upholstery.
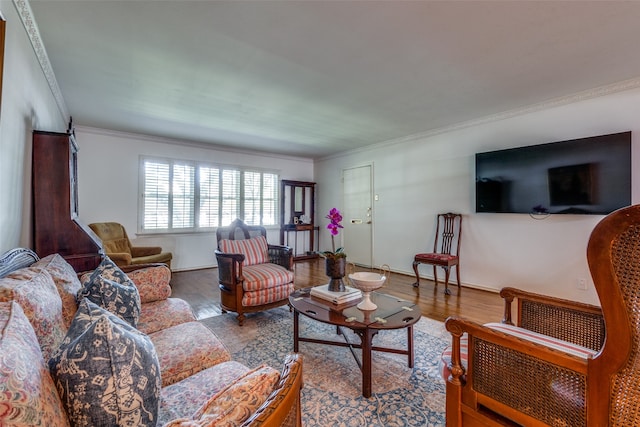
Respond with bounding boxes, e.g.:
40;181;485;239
442;204;640;426
215;218;294;326
89;222;173;268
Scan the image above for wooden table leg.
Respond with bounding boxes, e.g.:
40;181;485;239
361;329;376;398
293;309;299;352
407;325;415;368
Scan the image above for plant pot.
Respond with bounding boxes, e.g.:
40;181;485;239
325;256;346;292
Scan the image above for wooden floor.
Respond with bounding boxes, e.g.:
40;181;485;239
171;258;504;325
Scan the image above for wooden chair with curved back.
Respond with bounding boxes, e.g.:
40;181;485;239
443;204;640;426
412;212;462;295
215;218;294;326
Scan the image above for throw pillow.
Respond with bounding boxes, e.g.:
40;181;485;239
83;255;134;286
49;299;161;427
77;274;141;327
218;236;269;266
0;301;70;427
163;365;280;427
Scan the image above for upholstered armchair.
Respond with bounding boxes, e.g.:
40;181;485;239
89;222;173;268
215;219;294;326
442;204;640;426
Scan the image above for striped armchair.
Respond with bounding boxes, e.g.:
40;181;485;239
215;219;294;326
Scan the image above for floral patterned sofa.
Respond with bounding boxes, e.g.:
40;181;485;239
0;248;302;426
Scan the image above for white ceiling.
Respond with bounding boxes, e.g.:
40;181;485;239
27;1;640;159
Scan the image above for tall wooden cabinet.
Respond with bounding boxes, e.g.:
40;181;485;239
280;180;318;261
32;125;103;272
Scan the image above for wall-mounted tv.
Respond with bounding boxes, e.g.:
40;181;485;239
475;131;631;215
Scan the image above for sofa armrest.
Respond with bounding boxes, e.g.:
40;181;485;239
500;287;604;350
241;353;303;427
125;264;172;303
130;245;163;257
267;244;293;271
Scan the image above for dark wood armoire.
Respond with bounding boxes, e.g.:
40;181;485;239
32;122;103;272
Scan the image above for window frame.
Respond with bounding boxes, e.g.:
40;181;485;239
138;156;280;234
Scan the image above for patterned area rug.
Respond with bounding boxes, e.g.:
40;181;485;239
200;306;448;427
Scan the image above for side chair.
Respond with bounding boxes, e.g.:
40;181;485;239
215;218;295;326
442;203;640;426
412;212;462;295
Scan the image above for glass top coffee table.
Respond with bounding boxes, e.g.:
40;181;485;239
288;287;421;398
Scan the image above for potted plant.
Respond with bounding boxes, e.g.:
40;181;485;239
319;208;347;292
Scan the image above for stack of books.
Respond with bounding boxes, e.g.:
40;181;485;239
310;284;362;305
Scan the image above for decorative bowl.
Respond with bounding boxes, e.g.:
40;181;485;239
349;272;386;310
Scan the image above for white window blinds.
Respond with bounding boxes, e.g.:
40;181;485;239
141;156;279;232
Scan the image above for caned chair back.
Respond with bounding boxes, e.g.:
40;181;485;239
587;204;640;424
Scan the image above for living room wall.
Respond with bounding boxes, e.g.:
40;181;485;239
315;85;640;306
75;127;314;271
0;0;67;254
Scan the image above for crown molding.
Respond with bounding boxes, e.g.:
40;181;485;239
321;76;640;161
13;0;69;120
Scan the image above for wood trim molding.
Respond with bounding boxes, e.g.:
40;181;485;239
13;0;69;120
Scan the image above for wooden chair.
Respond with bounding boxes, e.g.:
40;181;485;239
412;212;462;295
443;204;640;426
215;218;294;326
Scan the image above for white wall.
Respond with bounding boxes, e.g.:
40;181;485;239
315;87;640;306
75;127;314;271
0;1;67;253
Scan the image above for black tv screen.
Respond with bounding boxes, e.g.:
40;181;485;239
475;132;631;215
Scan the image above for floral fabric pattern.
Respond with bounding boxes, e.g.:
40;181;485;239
78;274;142;327
0;267;66;361
150;321;231;387
49;300;161;427
191;365;279;425
126;265;172;303
32;254;82;328
0;301;70;427
138;298;196;335
158;361;250;425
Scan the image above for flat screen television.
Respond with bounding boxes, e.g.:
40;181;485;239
475;131;631;215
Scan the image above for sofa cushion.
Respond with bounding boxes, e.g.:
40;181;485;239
49;299;161;427
219;236;268;266
149;321;231;387
158;361;250;425
138;298;197;335
32;253;82;328
78;274;142;327
0;267;66;361
0;301;70;427
126;265;172;303
164;365;280;427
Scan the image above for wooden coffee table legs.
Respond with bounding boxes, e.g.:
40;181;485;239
292;309;416;398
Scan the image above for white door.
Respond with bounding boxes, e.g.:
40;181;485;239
342;165;373;267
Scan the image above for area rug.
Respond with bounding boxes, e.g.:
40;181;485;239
200;306;449;426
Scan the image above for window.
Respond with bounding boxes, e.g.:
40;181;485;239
140;157;279;232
